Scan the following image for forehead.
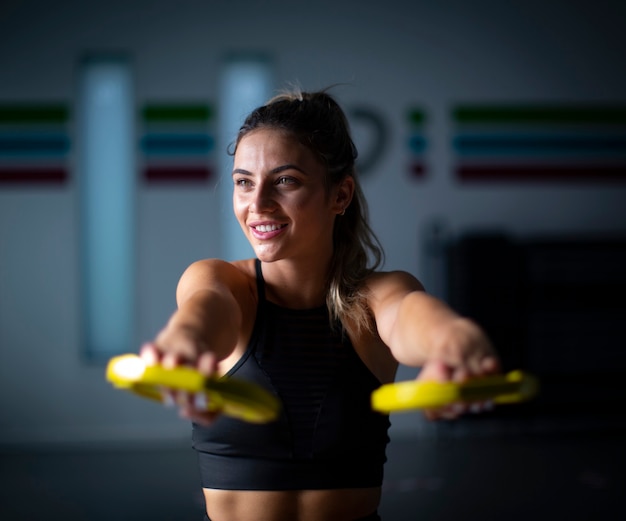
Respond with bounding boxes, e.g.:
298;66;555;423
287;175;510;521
234;128;322;170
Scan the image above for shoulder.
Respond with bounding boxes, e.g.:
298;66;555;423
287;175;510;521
365;270;425;304
176;258;257;306
179;258;255;284
352;271;425;364
362;270;425;331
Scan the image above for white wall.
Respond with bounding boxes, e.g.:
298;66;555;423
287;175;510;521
1;0;625;445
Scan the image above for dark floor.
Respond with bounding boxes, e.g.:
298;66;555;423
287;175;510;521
1;414;624;521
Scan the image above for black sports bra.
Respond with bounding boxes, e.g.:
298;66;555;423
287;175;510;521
192;259;391;490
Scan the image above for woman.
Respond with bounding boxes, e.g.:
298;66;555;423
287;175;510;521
142;89;499;521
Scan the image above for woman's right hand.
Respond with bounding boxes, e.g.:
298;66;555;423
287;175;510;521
139;259;249;425
139;333;221;426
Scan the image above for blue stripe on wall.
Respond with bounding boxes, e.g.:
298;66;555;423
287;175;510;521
453;134;626;155
408;135;428;154
140;133;214;155
0;134;70;155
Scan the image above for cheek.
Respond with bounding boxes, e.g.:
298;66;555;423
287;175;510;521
293;197;333;230
299;192;331;214
232;196;247;222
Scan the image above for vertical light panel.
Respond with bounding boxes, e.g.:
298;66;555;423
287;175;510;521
218;55;274;261
78;56;135;359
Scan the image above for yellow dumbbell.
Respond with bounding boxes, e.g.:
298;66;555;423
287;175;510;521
372;370;539;413
106;354;280;424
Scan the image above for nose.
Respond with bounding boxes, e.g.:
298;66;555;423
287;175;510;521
249;180;277;214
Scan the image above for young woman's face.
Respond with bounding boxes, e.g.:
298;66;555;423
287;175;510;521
232;128;344;263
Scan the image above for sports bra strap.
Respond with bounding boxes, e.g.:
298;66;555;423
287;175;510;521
254;258;266;302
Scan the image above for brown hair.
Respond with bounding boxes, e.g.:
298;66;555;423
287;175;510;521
232;88;384;334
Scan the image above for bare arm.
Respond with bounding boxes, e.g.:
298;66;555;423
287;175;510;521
368;270;500;419
154;259;247;364
141;259;253;423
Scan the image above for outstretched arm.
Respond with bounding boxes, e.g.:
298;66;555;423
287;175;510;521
368;270;500;419
141;259;251;423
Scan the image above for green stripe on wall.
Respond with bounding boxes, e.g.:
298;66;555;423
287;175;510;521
453;106;626;125
0;105;69;124
408;109;426;124
142;105;213;122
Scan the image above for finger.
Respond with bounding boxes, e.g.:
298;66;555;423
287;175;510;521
176;391;214;412
179;405;221;426
469;402;483;414
452;366;469;384
465;353;501;378
440;403;465;419
197;352;217;377
193;393;208;409
140;343;160;365
424;402;466;421
417;360;452;383
469;400;495;414
174;390;193;408
162;352;183;369
466;357;484;376
161;389;177;407
481;355;500;374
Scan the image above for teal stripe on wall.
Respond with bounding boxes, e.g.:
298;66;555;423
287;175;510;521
407;107;427;180
0;134;71;156
0;103;70;185
453;134;626;156
140;133;214;155
140;102;215;183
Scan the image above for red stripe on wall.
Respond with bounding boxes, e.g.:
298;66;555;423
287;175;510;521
144;165;212;182
457;165;626;182
409;163;426;179
0;167;67;184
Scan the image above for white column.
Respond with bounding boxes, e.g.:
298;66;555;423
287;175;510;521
77;56;135;359
218;56;274;261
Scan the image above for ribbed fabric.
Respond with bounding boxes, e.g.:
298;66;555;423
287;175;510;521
193;259;390;490
257;301;354;459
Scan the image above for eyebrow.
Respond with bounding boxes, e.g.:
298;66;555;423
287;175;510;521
232;164;308;176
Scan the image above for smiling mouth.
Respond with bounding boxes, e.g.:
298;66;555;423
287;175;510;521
252;224;287;232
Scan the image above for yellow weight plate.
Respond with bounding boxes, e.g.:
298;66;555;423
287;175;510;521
106;354;280;423
371;370;539;413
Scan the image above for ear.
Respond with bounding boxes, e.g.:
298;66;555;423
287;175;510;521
332;175;355;215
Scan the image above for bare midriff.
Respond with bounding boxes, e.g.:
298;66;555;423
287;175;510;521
203;486;381;521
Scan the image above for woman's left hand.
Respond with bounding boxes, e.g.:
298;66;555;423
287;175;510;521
416;317;500;421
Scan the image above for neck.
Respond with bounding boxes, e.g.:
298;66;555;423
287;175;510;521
260;254;332;309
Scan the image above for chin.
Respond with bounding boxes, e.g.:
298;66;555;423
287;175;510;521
253;248;281;263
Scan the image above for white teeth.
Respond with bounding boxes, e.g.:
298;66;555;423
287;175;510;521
255;224;283;232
